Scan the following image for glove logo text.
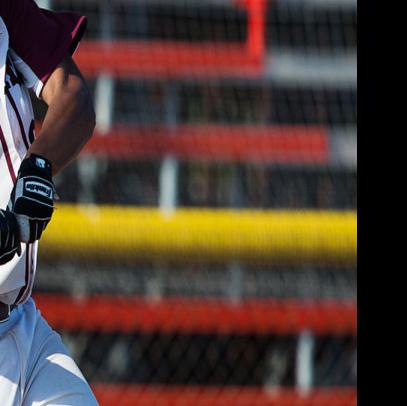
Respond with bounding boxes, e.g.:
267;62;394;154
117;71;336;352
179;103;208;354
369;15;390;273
25;181;53;199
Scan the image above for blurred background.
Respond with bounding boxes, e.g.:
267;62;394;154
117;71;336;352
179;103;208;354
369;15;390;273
32;0;356;405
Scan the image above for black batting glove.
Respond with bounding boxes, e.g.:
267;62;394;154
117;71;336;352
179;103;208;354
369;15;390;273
7;154;56;243
0;210;20;265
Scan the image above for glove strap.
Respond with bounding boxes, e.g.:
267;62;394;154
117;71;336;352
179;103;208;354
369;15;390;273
20;154;53;178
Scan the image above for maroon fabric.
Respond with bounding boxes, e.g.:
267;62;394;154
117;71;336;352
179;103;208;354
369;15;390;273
0;0;87;84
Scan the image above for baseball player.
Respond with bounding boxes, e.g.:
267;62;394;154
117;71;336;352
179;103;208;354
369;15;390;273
0;1;98;405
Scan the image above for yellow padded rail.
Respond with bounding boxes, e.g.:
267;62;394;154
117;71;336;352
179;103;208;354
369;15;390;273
40;205;356;264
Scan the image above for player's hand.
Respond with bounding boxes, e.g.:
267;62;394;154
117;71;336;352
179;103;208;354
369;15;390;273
0;210;21;265
8;154;56;243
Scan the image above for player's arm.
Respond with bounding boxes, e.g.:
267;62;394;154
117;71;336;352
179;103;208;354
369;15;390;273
27;54;96;175
7;56;95;243
3;0;92;244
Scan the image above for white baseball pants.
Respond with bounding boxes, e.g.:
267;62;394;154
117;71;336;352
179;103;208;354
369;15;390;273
0;298;98;406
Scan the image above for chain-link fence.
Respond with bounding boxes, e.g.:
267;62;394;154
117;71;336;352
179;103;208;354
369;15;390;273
32;0;356;404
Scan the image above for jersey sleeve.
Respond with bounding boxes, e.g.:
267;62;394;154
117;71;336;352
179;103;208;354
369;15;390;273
1;0;87;97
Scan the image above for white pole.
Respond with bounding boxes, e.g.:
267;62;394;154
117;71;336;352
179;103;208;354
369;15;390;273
159;84;179;214
296;330;315;394
159;156;179;215
78;0;113;204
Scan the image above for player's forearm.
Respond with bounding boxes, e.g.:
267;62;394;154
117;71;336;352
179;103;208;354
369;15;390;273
28;85;95;175
27;56;96;175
